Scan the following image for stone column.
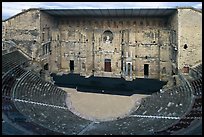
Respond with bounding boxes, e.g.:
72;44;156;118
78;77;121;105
123;61;126;76
130;63;132;78
125;63;128;76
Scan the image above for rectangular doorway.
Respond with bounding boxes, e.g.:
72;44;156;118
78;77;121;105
70;60;74;72
127;63;131;76
104;59;111;72
144;64;149;77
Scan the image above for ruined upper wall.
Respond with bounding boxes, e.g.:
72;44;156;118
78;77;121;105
40;11;55;43
177;8;202;71
57;17;169;42
3;9;41;56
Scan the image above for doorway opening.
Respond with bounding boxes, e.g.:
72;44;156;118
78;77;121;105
104;59;111;72
183;65;189;73
127;63;131;76
70;60;74;72
44;63;49;70
144;64;149;78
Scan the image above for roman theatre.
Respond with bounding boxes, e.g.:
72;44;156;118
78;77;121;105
2;7;202;135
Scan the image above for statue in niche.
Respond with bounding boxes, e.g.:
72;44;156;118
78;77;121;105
103;30;113;44
105;35;110;43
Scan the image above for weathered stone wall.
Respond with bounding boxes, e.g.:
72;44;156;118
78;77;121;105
40;11;55;43
49;29;61;73
2;21;6;41
4;8;201;80
177;8;202;72
50;17;172;79
168;10;179;77
39;11;55;67
3;9;41;56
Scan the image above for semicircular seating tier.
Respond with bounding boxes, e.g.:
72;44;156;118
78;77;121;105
2;50;202;135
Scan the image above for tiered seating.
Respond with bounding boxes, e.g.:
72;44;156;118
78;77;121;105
190;78;202;96
155;98;202;135
80;116;177;135
13;71;67;107
132;84;191;117
9;69;92;134
189;64;202;80
154;67;202;135
2;66;62;134
2;50;29;75
3;99;61;135
193;64;202;75
14;101;92;135
2;66;27;99
2;47;202;135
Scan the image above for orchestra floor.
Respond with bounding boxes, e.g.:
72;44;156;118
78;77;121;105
60;87;149;122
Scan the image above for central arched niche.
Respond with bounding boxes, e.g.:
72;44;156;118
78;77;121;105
103;30;113;44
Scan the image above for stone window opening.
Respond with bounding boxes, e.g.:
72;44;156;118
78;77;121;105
162;67;166;74
78;52;81;55
183;64;189;73
42;45;46;55
184;44;188;49
48;28;50;40
33;40;36;44
116;62;118;67
82;62;85;69
44;63;49;70
42;33;45;42
45;44;48;54
145;56;148;59
172;70;176;75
